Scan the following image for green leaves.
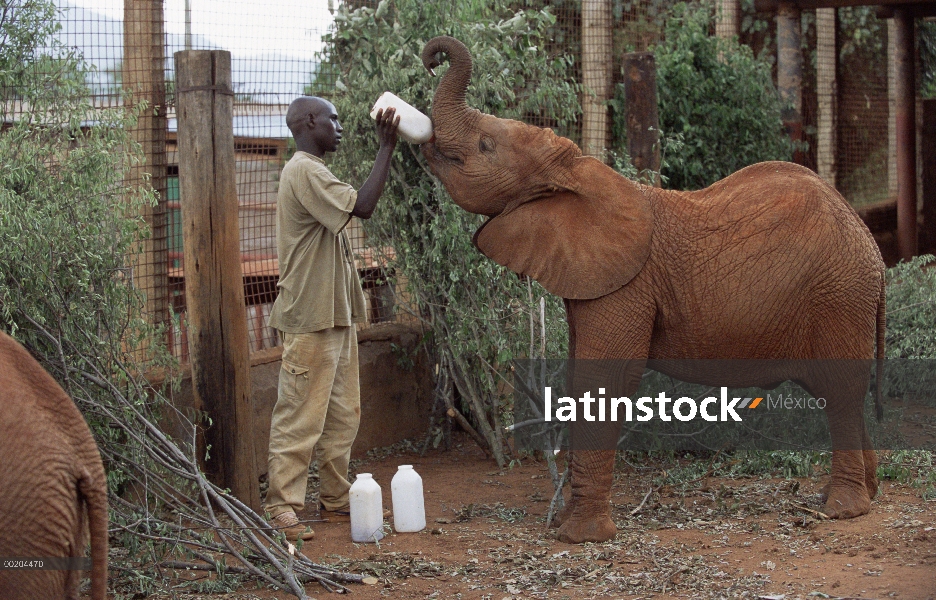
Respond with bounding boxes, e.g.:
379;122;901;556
640;1;793;191
315;0;574;464
885;255;936;359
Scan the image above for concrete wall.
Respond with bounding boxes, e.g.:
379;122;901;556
164;322;434;475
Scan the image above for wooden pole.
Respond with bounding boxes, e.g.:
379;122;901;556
923;99;936;254
174;50;260;510
622;52;661;186
581;0;613;159
777;1;804;163
815;8;837;186
123;0;168;350
715;0;740;39
893;9;918;260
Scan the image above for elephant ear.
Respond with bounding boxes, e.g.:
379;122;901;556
473;157;653;300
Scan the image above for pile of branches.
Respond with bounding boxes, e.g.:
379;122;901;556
24;320;358;598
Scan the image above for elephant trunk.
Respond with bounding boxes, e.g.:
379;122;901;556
421;36;480;143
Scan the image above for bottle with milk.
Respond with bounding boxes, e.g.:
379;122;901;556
370;92;433;144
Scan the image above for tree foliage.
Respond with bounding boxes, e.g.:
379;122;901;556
314;0;577;466
644;2;793;191
886;255;936;359
0;3;369;596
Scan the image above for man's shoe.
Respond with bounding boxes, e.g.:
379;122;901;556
270;511;315;541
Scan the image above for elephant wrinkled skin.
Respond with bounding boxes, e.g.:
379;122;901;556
0;331;108;599
420;36;885;544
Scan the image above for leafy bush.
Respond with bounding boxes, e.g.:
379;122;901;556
626;1;793;191
0;4;358;595
314;0;576;466
885;255;936;359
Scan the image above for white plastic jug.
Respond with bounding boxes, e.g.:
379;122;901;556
369;91;433;144
349;473;385;543
391;465;426;533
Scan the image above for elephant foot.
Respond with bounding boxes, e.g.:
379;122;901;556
821;450;873;519
557;512;617;544
823;484;871;519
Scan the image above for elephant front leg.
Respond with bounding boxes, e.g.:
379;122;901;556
557;449;617;543
823;450;872;518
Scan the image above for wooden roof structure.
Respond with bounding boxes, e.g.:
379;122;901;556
751;0;934;259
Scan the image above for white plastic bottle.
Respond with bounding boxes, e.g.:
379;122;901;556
391;465;426;533
369;91;434;144
349;473;385;543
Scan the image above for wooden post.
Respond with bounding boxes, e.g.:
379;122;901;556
888;18;900;204
921;100;936;254
716;0;740;39
622;52;661;186
815;8;837;186
581;0;613;159
174;50;260;510
893;8;918;260
123;0;168;346
777;1;804;162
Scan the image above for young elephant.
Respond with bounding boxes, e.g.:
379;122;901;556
0;331;108;599
420;36;885;543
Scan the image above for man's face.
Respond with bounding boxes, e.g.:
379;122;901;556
312;100;343;153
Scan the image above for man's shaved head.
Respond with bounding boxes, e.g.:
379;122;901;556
285;96;331;137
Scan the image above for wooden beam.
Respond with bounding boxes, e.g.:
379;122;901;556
878;4;936;18
174;50;260;510
777;1;804;161
816;8;837;185
123;0;168;349
893;8;918;259
581;0;613;159
757;0;936;10
716;0;741;38
923;100;936;254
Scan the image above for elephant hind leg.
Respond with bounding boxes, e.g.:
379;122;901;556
804;365;875;518
819;451;878;503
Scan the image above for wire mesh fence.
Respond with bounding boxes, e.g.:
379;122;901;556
24;0;916;362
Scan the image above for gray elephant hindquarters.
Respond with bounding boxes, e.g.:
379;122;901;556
0;332;109;600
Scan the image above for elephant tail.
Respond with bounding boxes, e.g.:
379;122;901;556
875;275;886;421
79;467;108;600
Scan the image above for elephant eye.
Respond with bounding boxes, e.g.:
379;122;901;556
479;136;495;153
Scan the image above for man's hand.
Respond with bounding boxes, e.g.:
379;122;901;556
374;107;400;149
353;107;400;219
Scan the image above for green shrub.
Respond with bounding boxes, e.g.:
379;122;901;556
885;255;936;359
314;0;575;466
626;1;793;191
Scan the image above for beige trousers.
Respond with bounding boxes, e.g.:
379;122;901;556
266;327;360;517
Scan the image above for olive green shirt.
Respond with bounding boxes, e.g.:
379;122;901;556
268;152;367;333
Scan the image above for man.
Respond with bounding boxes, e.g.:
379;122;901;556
265;96;399;541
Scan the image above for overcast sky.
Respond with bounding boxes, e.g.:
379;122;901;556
61;0;336;59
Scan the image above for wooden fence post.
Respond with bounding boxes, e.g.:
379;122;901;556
123;0;168;351
174;50;260;510
581;0;613;159
923;99;936;254
622;52;661;186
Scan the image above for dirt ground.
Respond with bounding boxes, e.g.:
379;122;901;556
151;433;935;600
